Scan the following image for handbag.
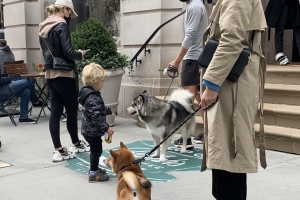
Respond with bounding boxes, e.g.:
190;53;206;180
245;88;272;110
198;31;255;83
44;39;74;71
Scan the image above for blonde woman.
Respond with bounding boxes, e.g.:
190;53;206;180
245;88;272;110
39;0;89;162
78;63;114;182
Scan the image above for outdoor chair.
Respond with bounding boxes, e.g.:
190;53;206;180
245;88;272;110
2;60;24;77
1;63;29;125
0;96;20;126
5;63;28;78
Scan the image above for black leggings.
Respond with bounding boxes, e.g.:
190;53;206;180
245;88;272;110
212;169;247;200
84;136;103;171
47;77;79;148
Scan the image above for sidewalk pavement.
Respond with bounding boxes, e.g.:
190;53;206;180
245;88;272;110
0;109;300;200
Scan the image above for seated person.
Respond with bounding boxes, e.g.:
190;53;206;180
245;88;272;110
0;77;45;124
0;39;15;76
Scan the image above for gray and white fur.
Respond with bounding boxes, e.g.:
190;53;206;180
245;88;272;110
126;89;196;162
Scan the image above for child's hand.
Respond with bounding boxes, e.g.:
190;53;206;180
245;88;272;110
107;127;114;135
112;113;115;117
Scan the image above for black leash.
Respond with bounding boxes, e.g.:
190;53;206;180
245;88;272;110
119;96;219;171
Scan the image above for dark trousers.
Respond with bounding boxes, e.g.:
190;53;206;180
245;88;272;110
47;77;79;148
294;26;300;56
275;26;300;55
275;5;300;55
212;169;247;200
84;136;103;171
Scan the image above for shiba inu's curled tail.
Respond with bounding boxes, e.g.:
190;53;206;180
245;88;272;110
137;176;152;188
123;171;152;198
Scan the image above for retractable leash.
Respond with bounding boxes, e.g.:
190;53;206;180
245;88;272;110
162;66;179;101
119;96;219;171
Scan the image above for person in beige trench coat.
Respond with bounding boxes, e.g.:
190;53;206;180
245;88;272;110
199;0;268;199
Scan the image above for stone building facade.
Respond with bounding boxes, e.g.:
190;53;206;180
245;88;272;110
1;0;298;117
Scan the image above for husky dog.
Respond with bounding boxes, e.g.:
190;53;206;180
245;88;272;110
104;142;152;200
126;89;196;162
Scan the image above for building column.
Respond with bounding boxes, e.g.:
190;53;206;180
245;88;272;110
118;0;185;118
3;0;46;71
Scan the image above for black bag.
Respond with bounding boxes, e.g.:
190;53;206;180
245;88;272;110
53;57;74;71
198;32;255;83
44;39;74;71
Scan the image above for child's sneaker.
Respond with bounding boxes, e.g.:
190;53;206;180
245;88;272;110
89;167;107;174
88;171;109;182
69;140;90;153
52;147;76;162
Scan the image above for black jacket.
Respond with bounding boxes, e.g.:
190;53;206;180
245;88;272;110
39;23;82;70
265;0;300;29
78;86;112;137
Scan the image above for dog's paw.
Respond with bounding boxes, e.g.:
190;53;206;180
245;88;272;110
160;157;167;163
152;153;160;158
180;148;187;154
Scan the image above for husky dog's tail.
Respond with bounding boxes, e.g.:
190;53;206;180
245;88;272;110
169;88;194;113
123;171;152;197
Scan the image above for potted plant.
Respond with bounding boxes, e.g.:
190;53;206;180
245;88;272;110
72;18;130;126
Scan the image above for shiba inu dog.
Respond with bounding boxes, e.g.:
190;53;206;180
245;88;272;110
104;142;152;200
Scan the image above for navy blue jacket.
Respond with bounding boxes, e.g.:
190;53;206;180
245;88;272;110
78;86;112;137
0;77;14;102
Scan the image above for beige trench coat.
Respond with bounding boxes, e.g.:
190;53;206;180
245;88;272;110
201;0;267;173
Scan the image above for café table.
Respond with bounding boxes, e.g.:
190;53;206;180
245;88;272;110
21;73;50;123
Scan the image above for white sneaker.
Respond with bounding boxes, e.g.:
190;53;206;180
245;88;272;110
52;147;76;162
275;52;289;66
69;140;90;153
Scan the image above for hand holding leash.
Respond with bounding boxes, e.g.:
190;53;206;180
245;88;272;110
167;65;179;78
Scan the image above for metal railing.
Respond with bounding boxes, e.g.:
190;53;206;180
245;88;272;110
130;10;186;69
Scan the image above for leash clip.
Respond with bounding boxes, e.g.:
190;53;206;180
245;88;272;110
131;158;145;166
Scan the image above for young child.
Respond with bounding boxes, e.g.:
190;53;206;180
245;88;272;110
78;62;114;182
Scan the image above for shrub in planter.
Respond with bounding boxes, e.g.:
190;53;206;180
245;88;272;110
71;18;129;74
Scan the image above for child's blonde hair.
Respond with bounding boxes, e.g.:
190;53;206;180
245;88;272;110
82;62;106;87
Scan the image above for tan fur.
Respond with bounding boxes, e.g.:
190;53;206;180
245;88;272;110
104;142;152;200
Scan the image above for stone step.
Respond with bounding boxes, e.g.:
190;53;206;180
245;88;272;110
195;116;300;155
266;64;300;85
255;124;300;155
264;84;300;106
136;113;300;154
256;103;300;129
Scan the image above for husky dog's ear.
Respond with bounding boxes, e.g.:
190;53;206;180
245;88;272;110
142;90;150;96
137;95;144;105
110;149;118;158
120;142;128;149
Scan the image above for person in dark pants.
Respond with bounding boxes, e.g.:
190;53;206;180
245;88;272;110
265;0;300;65
39;0;89;162
169;0;208;149
78;63;114;182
